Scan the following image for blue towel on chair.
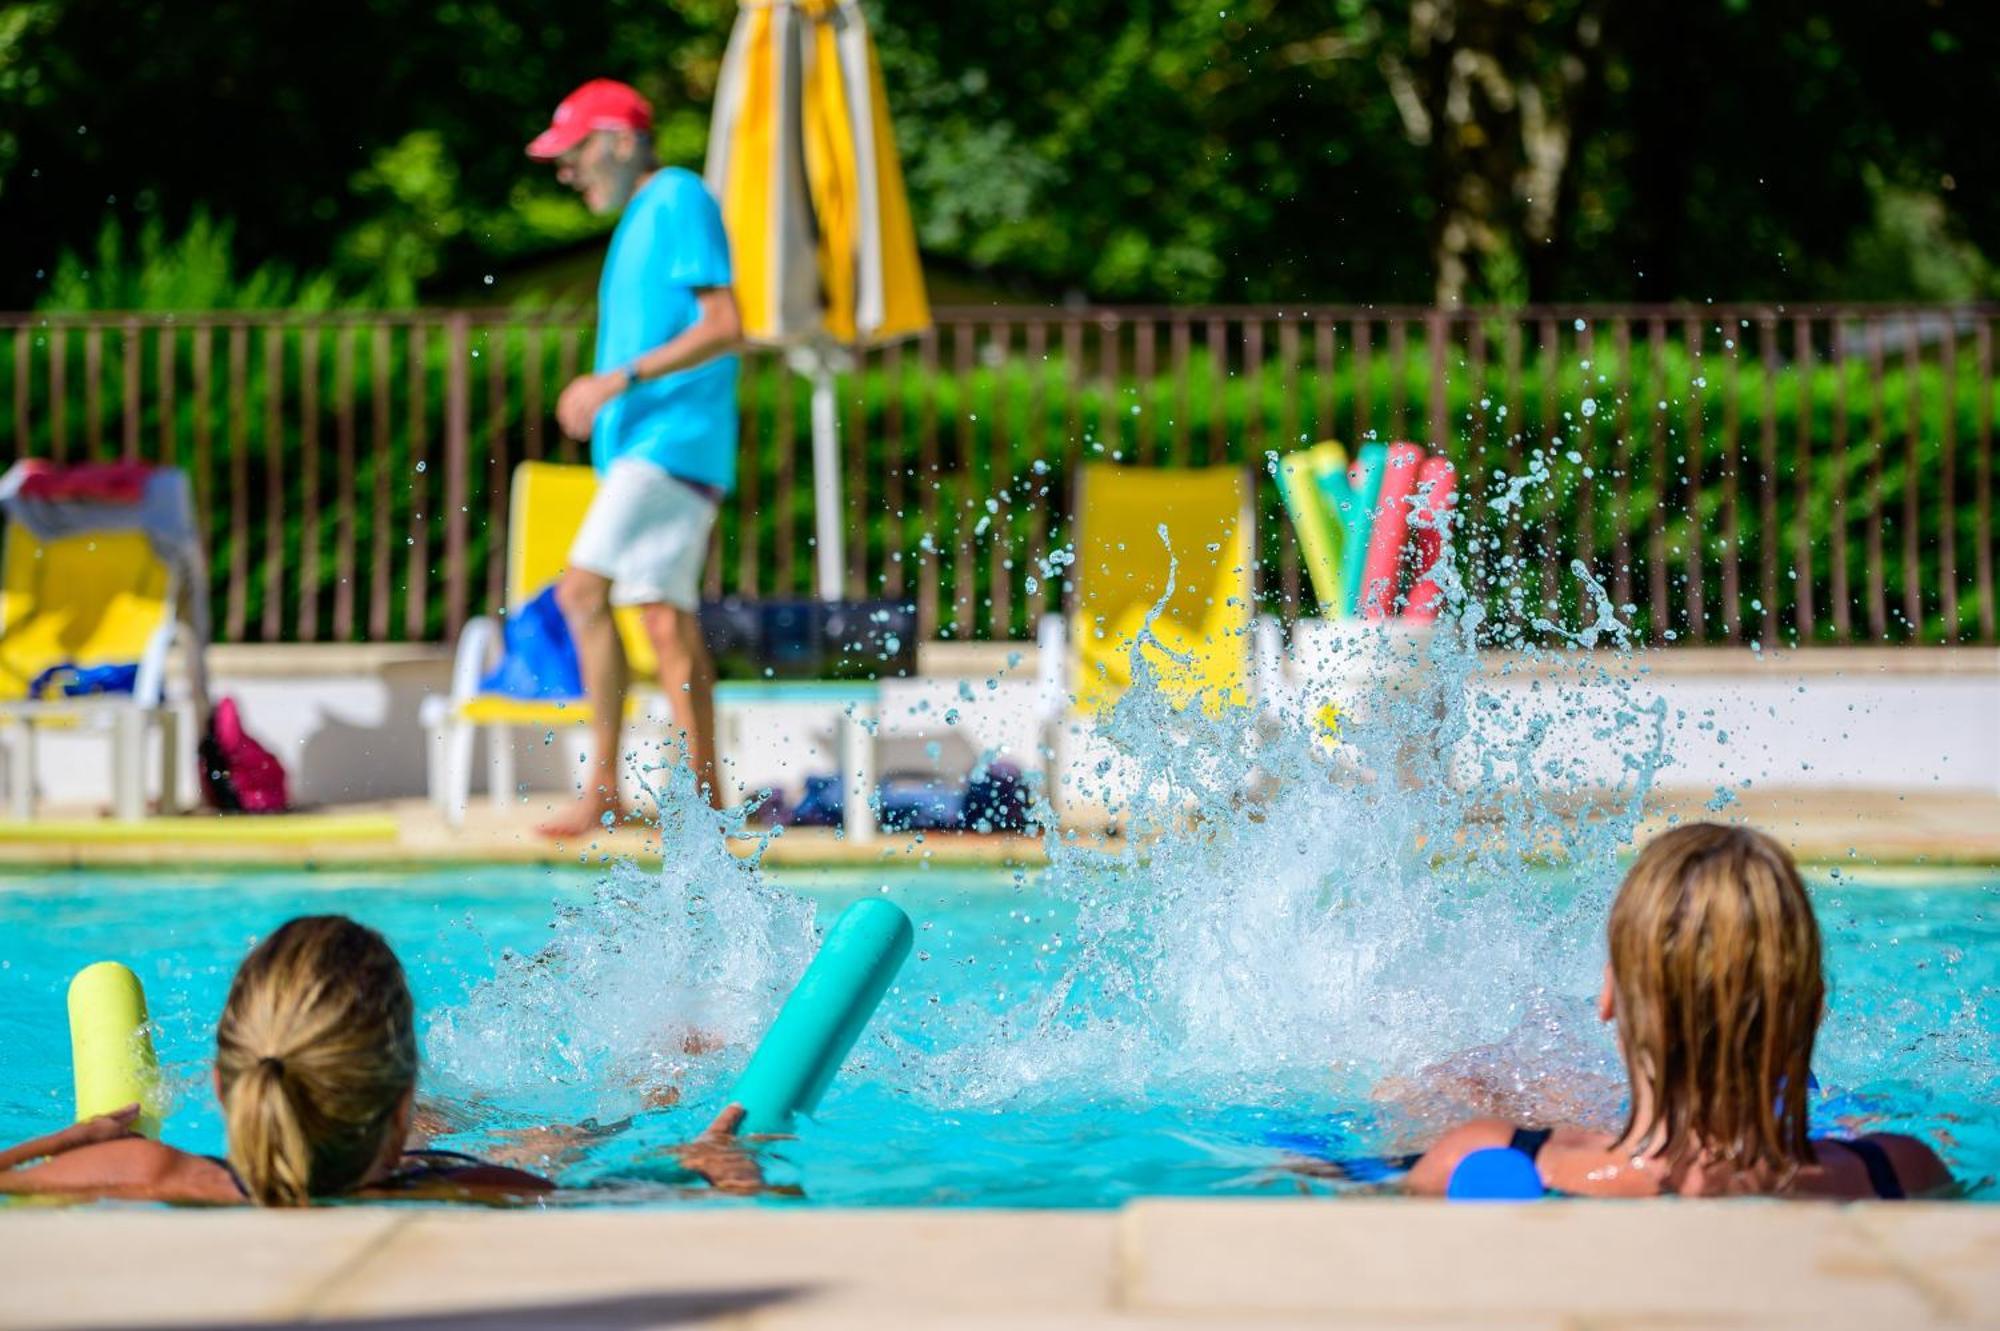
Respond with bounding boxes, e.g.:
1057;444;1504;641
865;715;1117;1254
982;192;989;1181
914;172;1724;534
27;662;140;699
477;585;583;699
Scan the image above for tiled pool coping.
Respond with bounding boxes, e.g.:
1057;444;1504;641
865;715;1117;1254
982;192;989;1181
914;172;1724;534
3;1199;1994;1328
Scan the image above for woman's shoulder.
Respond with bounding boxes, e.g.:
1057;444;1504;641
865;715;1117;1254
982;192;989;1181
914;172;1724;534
1408;1119;1636;1197
1804;1133;1955;1199
1;1136;242;1203
1863;1133;1954;1195
358;1149;554;1203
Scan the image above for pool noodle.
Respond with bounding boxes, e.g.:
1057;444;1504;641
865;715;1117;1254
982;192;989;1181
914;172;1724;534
1359;443;1425;620
1275;449;1346;614
728;898;914;1135
1313;443;1386;616
68;960;160;1137
1403;456;1457;623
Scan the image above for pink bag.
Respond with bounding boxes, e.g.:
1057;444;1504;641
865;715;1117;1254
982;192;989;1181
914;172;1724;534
200;697;291;813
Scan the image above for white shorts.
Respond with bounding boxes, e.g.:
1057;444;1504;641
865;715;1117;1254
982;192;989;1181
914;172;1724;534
567;459;718;610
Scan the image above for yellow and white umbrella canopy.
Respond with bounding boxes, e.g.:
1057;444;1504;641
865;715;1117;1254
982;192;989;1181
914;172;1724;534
706;0;930;348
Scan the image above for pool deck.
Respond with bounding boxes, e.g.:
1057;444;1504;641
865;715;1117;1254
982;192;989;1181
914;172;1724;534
1;785;1997;872
3;1199;1994;1328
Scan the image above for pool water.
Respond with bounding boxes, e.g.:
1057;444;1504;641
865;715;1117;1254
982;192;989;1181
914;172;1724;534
1;862;1993;1205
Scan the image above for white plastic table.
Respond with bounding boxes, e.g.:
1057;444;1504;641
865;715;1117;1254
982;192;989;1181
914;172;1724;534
713;679;882;843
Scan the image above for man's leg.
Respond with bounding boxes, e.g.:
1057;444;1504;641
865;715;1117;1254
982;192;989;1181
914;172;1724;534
641;602;719;808
538;566;628;837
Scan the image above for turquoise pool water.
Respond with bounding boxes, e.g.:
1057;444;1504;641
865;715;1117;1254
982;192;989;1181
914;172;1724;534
1;862;1993;1205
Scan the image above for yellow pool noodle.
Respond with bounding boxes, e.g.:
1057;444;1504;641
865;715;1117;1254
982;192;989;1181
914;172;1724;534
68;961;160;1137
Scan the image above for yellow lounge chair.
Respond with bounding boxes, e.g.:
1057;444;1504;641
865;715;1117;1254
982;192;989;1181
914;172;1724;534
425;460;892;838
422;461;673;825
1034;463;1282;814
0;522;193;820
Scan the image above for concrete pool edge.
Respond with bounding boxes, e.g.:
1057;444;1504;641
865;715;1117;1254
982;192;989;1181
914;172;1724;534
2;1199;1993;1327
2;787;1997;873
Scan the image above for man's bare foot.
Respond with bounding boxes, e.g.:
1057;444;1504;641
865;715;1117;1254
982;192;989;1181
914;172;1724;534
535;796;623;840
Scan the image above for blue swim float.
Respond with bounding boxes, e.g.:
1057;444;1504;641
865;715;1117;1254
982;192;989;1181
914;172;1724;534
1447;1146;1547;1200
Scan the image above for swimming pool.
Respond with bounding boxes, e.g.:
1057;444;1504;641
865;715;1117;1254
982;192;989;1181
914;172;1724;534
2;859;1993;1205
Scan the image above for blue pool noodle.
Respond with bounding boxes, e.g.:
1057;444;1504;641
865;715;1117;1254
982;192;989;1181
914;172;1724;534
1447;1147;1546;1201
1313;442;1387;616
728;898;914;1135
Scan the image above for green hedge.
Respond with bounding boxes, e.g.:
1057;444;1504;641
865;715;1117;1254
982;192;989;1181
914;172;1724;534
3;317;1994;646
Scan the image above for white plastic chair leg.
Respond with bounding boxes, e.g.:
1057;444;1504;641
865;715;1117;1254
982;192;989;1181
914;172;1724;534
445;717;476;829
1040;716;1067;828
110;710;146;821
840;702;878;844
6;719;33;821
420;699;446;811
156;707;182;815
487;724;516;810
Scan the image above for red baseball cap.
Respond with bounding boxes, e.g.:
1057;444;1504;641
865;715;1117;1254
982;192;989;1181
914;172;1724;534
526;79;653;159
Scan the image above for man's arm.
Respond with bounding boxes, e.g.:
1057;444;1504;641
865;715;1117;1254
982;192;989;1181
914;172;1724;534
556;287;743;440
629;285;742;381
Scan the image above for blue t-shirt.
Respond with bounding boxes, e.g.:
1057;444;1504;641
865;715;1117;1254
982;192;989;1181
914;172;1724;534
592;167;740;492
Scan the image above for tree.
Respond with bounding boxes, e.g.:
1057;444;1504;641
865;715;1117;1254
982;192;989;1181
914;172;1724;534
2;0;1993;309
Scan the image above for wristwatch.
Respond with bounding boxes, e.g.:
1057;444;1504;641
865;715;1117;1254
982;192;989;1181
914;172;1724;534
619;364;641;392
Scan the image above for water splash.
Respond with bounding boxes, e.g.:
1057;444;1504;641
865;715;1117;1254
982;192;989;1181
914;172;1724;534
915;489;1671;1132
424;467;1675;1150
424;761;816;1123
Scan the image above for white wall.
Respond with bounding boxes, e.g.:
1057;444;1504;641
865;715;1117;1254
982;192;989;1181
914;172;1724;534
8;642;1996;816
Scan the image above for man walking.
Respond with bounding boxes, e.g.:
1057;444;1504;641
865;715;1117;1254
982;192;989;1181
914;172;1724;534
527;79;742;836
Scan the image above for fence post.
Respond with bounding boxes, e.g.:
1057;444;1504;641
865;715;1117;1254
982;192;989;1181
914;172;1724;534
444;314;471;640
121;318;141;461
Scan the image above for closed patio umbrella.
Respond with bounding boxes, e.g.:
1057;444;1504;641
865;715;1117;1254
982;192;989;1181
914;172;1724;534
707;0;930;600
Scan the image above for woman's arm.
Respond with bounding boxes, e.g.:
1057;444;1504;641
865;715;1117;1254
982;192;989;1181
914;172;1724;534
0;1107;239;1203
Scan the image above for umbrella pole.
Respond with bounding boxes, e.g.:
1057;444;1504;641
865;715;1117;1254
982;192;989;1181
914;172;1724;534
808;360;845;602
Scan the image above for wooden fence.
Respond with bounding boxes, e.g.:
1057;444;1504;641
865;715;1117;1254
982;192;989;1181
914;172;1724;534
3;304;1994;646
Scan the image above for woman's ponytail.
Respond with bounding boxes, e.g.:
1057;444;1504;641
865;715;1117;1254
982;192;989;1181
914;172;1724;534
221;1056;315;1206
214;917;417;1207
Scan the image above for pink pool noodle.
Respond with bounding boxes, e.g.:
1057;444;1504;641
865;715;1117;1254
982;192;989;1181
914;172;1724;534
1360;444;1425;620
1404;456;1458;623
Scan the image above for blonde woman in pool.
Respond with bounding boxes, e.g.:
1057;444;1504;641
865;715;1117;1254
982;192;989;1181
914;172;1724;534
0;915;759;1203
1408;823;1953;1199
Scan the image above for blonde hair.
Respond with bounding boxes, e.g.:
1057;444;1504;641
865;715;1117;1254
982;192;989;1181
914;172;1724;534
1607;823;1822;1181
214;916;416;1206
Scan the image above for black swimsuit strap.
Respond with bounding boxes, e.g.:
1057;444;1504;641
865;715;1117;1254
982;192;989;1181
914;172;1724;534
1508;1126;1555;1160
207;1149;498;1199
205;1154;250;1198
1827;1137;1905;1200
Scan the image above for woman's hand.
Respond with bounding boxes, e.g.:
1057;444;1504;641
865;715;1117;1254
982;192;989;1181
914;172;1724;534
672;1104;768;1194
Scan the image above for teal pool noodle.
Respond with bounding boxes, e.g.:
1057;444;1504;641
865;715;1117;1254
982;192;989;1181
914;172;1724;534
1315;443;1387;615
729;898;914;1135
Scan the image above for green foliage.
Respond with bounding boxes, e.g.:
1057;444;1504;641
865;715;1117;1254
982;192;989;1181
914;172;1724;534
38;213;348;312
1;0;1993;306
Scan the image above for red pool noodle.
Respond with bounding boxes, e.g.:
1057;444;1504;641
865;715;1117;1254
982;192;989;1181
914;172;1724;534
1360;443;1425;620
1405;456;1458;623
